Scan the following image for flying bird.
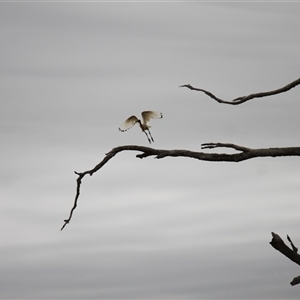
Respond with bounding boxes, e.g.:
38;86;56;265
119;111;163;144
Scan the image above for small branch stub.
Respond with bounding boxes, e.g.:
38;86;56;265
287;235;298;253
291;276;300;286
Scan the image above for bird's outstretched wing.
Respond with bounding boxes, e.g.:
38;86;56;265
141;111;163;125
119;115;139;131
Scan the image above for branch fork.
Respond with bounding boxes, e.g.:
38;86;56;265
180;78;300;105
270;233;300;286
61;143;300;230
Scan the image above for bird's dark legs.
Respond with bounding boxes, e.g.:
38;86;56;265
143;131;152;144
147;129;155;143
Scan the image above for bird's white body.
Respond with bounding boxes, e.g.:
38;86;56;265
119;111;163;143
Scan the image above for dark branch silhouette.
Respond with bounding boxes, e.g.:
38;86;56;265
180;78;300;105
270;232;300;286
61;143;300;230
61;77;300;290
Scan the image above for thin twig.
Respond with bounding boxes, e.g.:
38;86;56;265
287;235;298;253
180;78;300;105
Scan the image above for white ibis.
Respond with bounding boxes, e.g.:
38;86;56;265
119;111;163;144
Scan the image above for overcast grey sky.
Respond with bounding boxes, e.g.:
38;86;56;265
1;1;300;299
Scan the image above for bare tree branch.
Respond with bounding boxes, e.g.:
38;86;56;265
270;232;300;286
180;78;300;105
270;232;300;266
61;143;300;230
290;276;300;286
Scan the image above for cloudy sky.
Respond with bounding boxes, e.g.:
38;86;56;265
1;1;300;299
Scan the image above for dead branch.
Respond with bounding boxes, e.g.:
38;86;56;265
61;143;300;230
180;78;300;105
270;232;300;286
